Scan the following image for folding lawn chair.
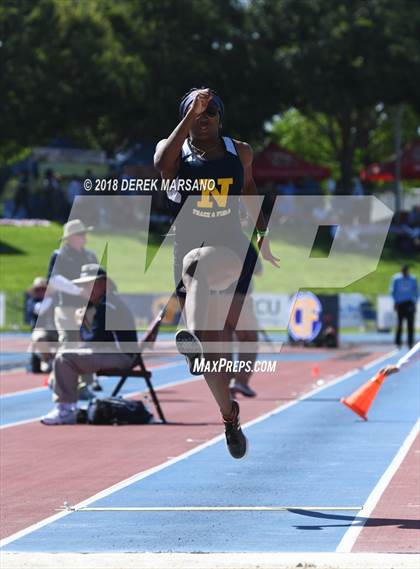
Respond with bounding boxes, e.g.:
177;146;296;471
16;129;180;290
97;308;167;423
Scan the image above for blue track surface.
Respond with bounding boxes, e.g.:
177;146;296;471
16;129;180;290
0;352;30;368
0;330;397;371
0;353;330;426
3;354;418;552
0;361;189;425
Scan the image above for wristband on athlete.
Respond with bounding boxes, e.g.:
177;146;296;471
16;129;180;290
256;228;269;238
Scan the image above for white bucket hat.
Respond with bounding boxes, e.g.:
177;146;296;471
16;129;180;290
72;264;107;285
32;276;47;288
61;219;93;240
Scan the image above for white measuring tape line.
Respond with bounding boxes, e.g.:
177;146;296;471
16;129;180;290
60;502;362;512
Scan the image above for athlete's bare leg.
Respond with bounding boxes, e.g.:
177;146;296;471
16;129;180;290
201;330;234;417
177;292;236;417
181;246;242;334
232;329;258;386
224;293;259;388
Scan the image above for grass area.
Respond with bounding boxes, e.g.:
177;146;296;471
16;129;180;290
1;224;62;291
0;222;412;328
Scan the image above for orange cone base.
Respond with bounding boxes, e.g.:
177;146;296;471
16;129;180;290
340;373;385;421
340;397;368;421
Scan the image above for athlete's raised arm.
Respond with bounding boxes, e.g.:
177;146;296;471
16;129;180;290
236;141;280;268
154;89;213;180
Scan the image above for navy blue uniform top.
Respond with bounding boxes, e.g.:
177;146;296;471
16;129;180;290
167;136;254;295
169;137;245;249
80;292;137;350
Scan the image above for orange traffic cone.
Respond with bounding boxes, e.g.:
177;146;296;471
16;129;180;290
340;372;386;421
311;365;320;379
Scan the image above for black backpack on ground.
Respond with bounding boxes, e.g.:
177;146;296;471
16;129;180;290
86;397;154;425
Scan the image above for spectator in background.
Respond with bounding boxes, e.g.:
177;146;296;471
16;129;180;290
47;219;98;398
352;177;364;196
42;168;64;221
279;179;296;196
408;204;420;228
390;264;418;349
302;176;321;195
391;211;420;254
41;265;137;425
66;175;82;206
326;177;336;195
25;277;58;373
48;219;98;342
12;171;32;218
314;313;338;348
276;179;297;221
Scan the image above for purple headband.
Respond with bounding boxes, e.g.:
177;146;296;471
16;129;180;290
179;90;224;119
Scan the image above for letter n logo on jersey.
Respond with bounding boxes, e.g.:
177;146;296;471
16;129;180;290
197;178;233;209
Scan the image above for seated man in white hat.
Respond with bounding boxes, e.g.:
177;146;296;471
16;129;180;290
41;264;138;425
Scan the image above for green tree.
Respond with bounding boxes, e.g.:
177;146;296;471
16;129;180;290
2;0;419;178
269;108;338;177
0;0;277;162
251;0;420;192
104;0;280;144
0;0;145;159
270;105;420;185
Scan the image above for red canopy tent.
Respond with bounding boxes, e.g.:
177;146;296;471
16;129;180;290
252;142;330;183
361;139;420;182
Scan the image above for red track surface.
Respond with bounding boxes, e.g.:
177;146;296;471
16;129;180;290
0;358;176;395
0;370;46;395
0;337;31;352
354;432;420;553
1;351;384;540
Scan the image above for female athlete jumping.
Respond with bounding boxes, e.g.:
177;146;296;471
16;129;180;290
154;87;279;459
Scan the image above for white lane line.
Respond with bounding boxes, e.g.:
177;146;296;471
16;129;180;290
62;505;362;512
0;416;46;429
0;374;200;431
0;367;27;375
123;375;201;399
0;346;392;426
0;348;397;548
0;360;185;399
0;349;394;401
336;419;420;553
1;386;47;399
363;349;399;370
0;551;417;569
